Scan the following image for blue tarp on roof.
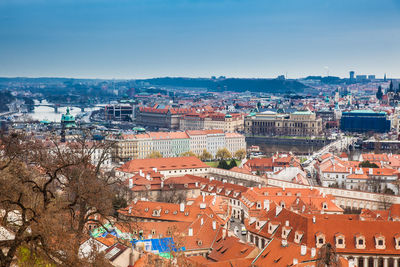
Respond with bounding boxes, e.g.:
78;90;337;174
132;237;185;254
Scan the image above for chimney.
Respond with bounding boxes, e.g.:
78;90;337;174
129;179;133;189
311;248;316;258
281;239;287;247
212;196;216;206
202;193;205;202
285;220;289;227
153;167;157;173
264;200;270;211
369;168;373;175
258;184;261;189
212;220;216;230
201;218;204;225
200;203;206;209
146;174;151;180
180;203;185;212
129;207;132;214
300;245;306;256
161;181;164;188
222;228;227;239
188;228;193;236
293;258;298;265
312;216;316;223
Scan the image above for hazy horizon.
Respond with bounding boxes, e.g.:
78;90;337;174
1;0;399;79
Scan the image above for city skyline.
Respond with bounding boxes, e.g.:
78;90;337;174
0;0;400;79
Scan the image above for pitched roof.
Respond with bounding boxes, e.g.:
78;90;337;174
208;235;258;262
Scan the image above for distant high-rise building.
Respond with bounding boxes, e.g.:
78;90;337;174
356;75;367;81
384;73;387;82
368;75;376;80
349;71;355;81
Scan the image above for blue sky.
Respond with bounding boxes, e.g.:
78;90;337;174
0;0;399;79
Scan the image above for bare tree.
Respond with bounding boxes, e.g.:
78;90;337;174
316;243;342;267
376;194;395;210
0;131;118;266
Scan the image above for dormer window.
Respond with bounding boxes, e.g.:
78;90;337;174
280;201;285;208
395;234;400;250
257;201;262;209
355;235;366;249
184;183;188;188
315;233;326;248
225;190;231;196
375;235;386;250
152;209;161;217
335;234;345;249
217;187;223;193
294;231;304;244
282;227;291;239
151;229;156;235
323;202;328;209
268;222;278;235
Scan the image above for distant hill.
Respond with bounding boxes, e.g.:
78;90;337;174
0;76;308;94
0;91;15;112
140;77;307;94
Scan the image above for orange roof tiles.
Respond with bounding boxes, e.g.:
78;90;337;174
208;235;259;262
256;206;400;256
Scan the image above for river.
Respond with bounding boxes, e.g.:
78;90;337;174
29;100;102;122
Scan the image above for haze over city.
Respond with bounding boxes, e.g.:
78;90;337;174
1;0;400;79
2;1;400;267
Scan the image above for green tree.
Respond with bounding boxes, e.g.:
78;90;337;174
199;149;212;161
228;160;237;169
359;160;379;168
234;149;246;160
215;148;232;160
180;151;197;157
376;86;383;100
217;160;230;170
148;151;163;158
